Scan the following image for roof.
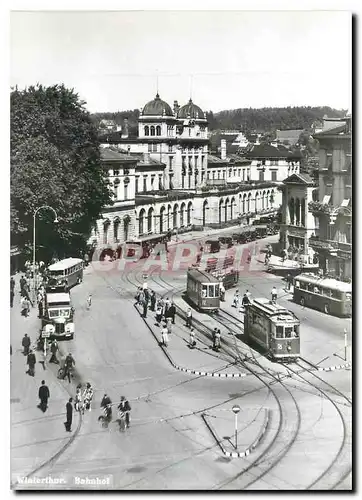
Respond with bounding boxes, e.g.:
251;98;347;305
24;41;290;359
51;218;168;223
276;129;303;142
46;293;71;304
245;143;291;159
100;147;136;162
187;268;220;284
177;98;205;119
133;153;165;167
314;123;348;137
48;258;83;272
142;94;173;117
283;173;314;185
295;273;352;292
208;154;228;165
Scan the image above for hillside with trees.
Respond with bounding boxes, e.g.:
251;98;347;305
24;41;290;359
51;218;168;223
92;106;346;134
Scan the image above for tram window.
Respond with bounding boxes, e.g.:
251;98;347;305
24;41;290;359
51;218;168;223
346;293;352;301
295;281;300;288
329;289;338;299
215;284;220;297
202;285;207;298
294;325;299;338
276;326;284;338
285;327;293;338
299;282;307;290
209;285;215;298
313;286;320;294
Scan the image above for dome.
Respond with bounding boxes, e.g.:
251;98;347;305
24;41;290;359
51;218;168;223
142;93;173;117
177;98;205;119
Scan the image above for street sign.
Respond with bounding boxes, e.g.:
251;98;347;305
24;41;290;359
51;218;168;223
42;331;51;338
232;405;241;414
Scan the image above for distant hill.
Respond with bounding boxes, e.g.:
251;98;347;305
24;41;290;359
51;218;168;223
91;106;347;135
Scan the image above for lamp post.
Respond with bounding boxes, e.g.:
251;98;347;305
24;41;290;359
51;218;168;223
344;328;348;361
33;206;58;304
232;404;241;450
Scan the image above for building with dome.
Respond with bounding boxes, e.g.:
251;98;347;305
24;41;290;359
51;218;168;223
90;94;287;252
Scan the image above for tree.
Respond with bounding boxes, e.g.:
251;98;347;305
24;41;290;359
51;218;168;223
11;84;113;263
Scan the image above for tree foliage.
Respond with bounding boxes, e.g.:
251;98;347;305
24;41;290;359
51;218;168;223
11;84;112;262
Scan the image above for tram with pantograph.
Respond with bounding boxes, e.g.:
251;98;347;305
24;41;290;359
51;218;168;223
186;268;220;312
244;298;300;362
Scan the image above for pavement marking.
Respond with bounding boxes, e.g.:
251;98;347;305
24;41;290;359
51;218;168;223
317;362;352;372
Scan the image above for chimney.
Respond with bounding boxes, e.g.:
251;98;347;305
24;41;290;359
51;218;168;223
221;139;227;160
122;118;129;138
173;100;180;115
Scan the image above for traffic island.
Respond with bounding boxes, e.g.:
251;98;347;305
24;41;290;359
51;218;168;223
202;408;269;458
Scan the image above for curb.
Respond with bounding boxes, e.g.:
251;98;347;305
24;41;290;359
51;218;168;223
202;408;269;458
135;304;247;379
318;362;352;372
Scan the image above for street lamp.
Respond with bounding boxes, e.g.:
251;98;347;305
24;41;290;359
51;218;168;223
33;205;58;303
232;404;241;450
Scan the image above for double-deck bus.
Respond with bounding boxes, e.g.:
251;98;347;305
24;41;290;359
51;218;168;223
293;273;352;317
47;258;84;291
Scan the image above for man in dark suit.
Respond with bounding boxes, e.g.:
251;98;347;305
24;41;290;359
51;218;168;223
38;380;50;412
65;398;73;432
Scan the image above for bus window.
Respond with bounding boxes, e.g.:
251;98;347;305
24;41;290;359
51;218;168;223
294;325;299;338
202;285;207;298
276;326;284;338
285;327;293;338
313;286;320;294
50;270;64;277
300;282;307;290
209;285;215;298
345;293;352;301
329;289;340;299
295;281;300;289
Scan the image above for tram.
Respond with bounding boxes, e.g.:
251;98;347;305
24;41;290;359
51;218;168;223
186;268;220;312
244;298;300;362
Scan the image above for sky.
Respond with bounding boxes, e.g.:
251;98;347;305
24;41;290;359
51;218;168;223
10;9;352;114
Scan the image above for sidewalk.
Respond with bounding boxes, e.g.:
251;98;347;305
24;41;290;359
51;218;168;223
10;274;79;486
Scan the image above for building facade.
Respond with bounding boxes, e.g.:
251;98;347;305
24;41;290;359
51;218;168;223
91;95;287;252
308;116;352;279
280;173;316;263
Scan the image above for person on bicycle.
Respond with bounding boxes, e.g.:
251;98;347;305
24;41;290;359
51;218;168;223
63;353;75;383
118;396;131;428
101;394;113;420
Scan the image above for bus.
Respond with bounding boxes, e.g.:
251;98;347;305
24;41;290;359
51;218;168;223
244;298;300;362
42;292;74;339
293;273;352;317
47;258;84;291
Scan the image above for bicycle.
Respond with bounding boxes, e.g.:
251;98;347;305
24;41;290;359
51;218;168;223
117;410;126;432
98;405;112;428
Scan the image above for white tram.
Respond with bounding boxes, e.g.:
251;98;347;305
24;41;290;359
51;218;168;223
244;298;300;362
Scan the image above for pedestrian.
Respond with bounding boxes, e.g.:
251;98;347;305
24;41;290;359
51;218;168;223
161;323;169;347
186;308;192;328
219;282;225;302
286;273;292;291
64;398;73;432
86;294;92;310
10;289;14;308
75;384;83;413
215;329;221;350
242;293;250;308
49;339;59;364
166;317;172;335
118;396;131;428
189;328;196;349
142;298;148;318
212;328;217;349
21;296;30;317
63;353;75;383
20;275;27;293
83;382;94;412
22;334;31;356
10;276;15;292
38;299;43;318
26;349;36;376
84;253;89;267
232;290;240;308
38;380;50;412
164;297;170;317
167;302;176;324
155;303;163;326
150;291;156;312
142;281;148;291
271;286;277;303
246;289;252;300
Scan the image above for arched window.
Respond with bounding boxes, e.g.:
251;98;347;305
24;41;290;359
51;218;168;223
150;126;155;136
255;192;259;213
159;206;166;233
103;220;110;245
147;207;154;233
289;198;295;225
167;205;172;230
203;200;208;226
180;203;186;226
156;125;161;136
139;209;145;236
173;204;178;229
144;126;149;136
242;194;247;213
247;193;251;212
219;199;223;224
113;218;120;243
224;198;229;222
187;202;193;225
231;197;235;220
295;198;300;225
301;198;306;227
